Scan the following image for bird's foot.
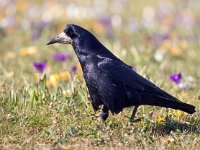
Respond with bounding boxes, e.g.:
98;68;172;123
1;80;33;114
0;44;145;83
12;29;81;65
100;111;108;122
129;117;142;122
129;106;140;122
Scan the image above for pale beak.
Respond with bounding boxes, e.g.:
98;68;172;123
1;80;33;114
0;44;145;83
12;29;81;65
46;32;72;45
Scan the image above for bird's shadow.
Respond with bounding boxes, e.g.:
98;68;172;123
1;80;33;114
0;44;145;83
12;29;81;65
151;121;200;135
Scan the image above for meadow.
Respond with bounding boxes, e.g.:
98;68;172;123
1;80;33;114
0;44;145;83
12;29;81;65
0;0;200;149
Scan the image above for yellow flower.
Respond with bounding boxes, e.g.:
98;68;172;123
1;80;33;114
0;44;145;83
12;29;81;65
46;79;51;87
141;120;145;126
172;110;183;117
170;46;181;56
49;74;60;87
34;73;40;81
19;46;37;56
156;116;166;124
60;71;70;81
16;0;28;12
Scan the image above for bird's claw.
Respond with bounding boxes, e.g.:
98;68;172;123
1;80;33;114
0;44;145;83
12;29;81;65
129;117;142;122
100;111;108;121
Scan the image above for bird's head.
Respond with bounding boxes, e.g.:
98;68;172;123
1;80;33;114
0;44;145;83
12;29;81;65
47;24;83;45
47;24;109;55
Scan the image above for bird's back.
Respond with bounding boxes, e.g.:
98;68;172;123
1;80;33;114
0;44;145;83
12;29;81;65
70;24;195;114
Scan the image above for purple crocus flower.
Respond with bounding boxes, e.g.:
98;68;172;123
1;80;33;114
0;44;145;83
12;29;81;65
53;53;70;62
150;33;170;47
71;65;77;73
1;16;15;28
169;73;182;84
33;61;47;73
99;15;112;27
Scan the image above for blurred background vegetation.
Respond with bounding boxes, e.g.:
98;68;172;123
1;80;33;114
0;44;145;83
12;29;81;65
1;0;200;87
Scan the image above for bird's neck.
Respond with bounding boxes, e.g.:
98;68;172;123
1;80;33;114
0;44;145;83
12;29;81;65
72;40;90;63
72;37;117;70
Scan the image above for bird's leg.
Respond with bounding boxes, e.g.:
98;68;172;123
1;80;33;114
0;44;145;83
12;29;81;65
129;106;139;122
100;105;109;121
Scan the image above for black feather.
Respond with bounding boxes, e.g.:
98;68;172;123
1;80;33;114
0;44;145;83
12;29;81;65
48;24;195;121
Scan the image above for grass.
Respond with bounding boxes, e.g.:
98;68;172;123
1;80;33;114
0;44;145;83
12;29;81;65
0;80;200;149
1;0;200;149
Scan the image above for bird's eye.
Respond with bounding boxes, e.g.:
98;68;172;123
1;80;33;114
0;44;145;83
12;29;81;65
64;26;77;38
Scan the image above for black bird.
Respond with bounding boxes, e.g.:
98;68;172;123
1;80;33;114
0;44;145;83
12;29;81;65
47;24;195;122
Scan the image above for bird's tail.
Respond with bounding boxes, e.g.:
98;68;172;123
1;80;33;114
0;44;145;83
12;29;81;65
159;100;195;114
142;94;195;114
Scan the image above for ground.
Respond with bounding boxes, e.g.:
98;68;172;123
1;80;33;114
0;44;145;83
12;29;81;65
0;0;200;149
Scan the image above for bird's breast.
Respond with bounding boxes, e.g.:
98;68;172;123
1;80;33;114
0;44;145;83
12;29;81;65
83;62;99;88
